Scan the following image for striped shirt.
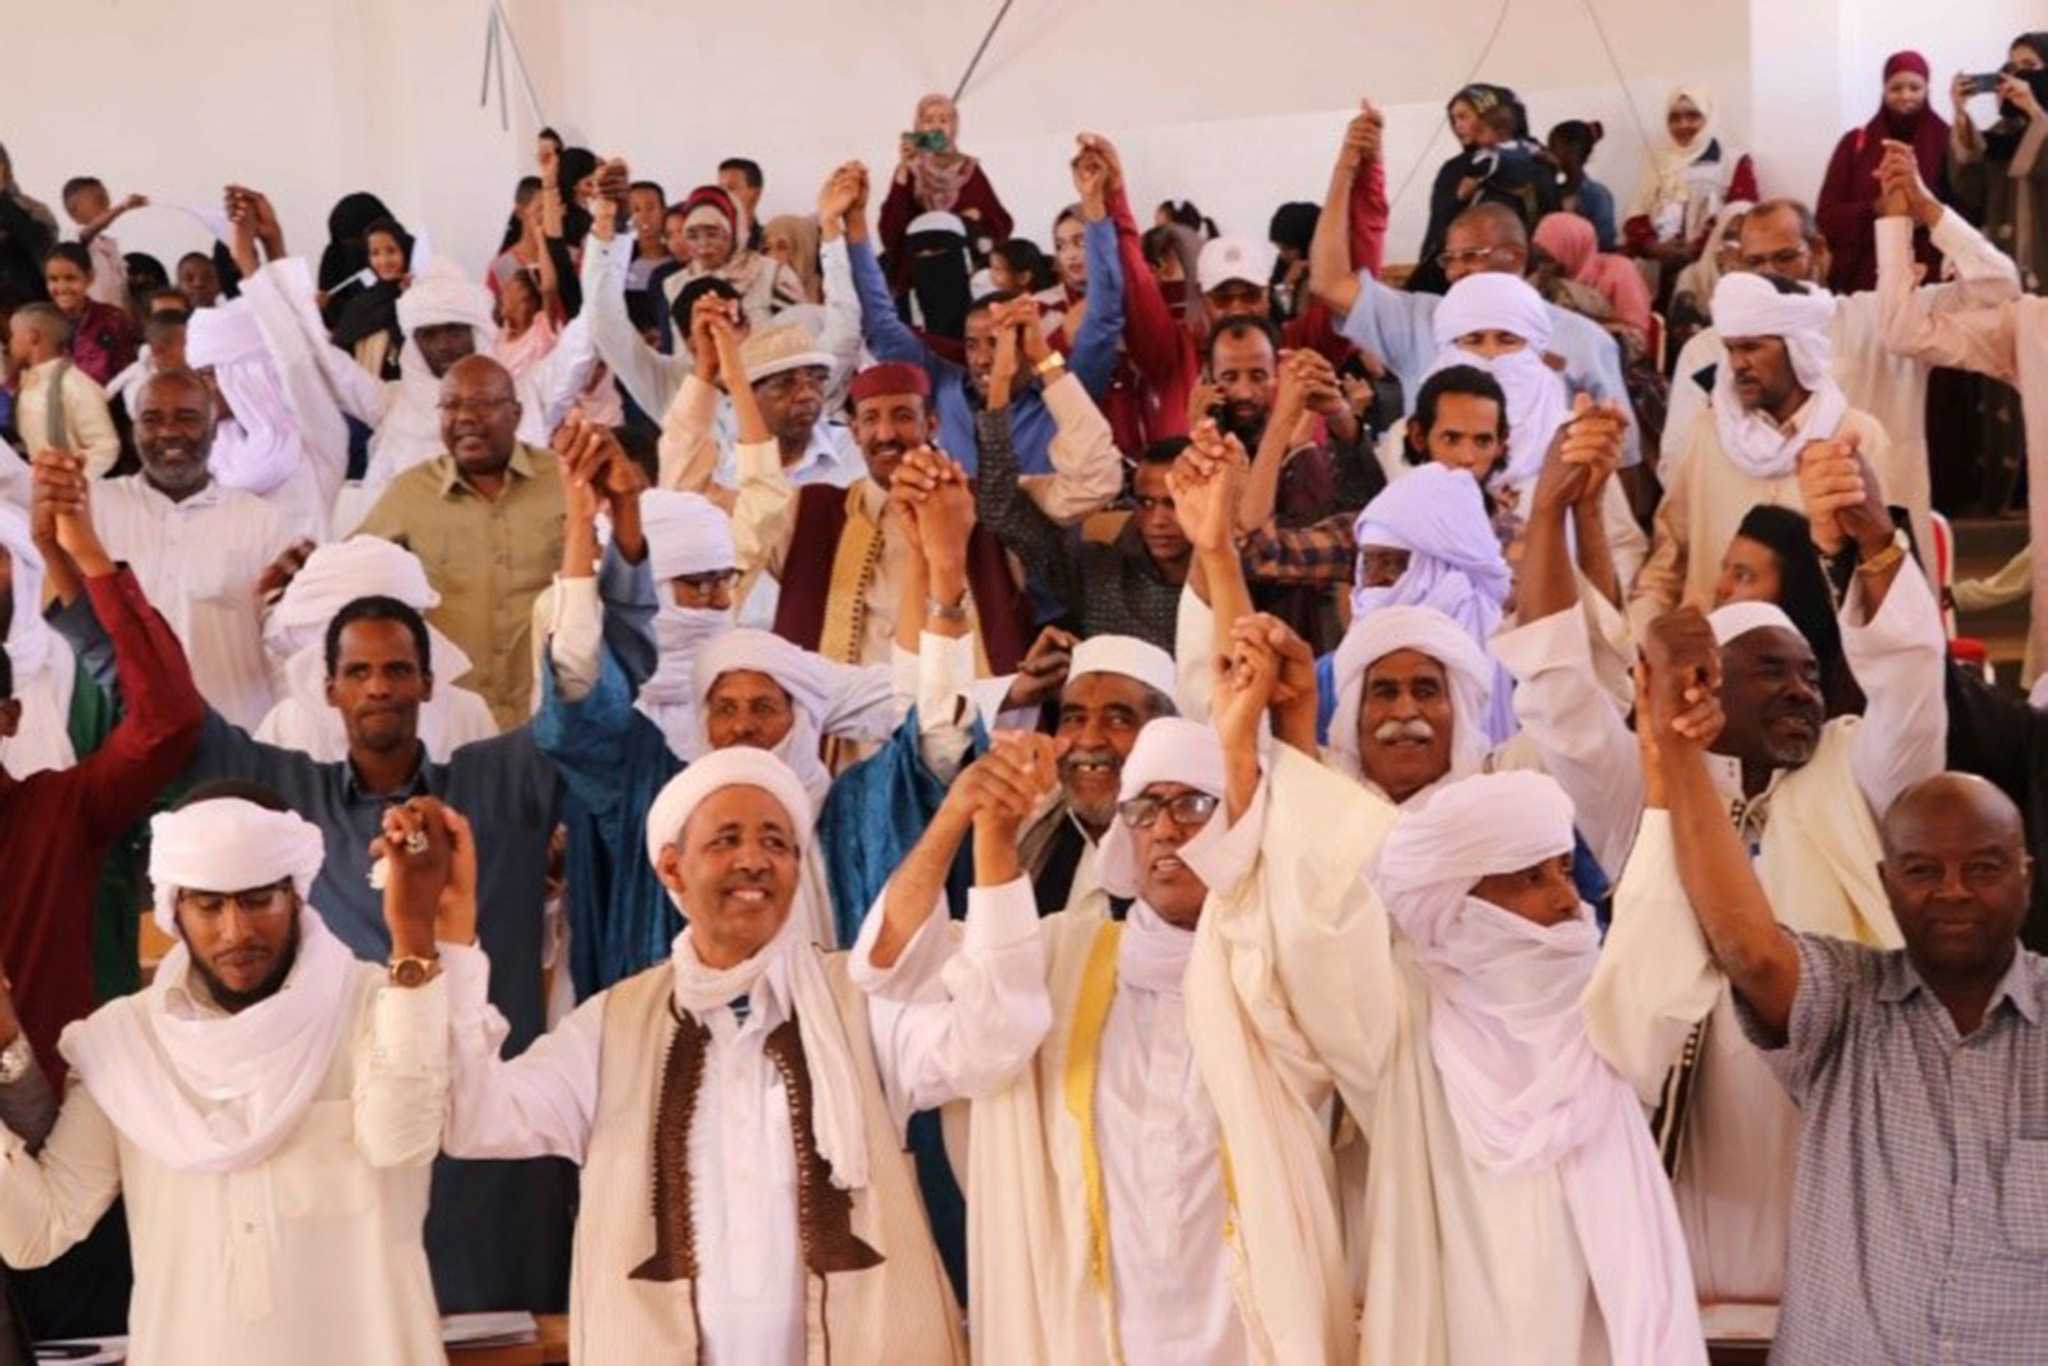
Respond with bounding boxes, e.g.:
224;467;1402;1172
1737;932;2048;1365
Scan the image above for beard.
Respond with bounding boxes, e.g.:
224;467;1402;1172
189;912;302;1013
1217;403;1267;450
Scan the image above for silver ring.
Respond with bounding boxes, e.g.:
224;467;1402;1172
403;830;430;856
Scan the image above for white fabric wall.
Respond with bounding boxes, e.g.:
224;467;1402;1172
0;0;2033;279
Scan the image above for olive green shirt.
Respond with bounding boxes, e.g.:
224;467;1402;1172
356;444;565;728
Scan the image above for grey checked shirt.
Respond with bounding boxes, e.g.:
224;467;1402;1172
1736;932;2048;1365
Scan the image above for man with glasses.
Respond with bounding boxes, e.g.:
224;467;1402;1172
854;714;1315;1362
358;354;571;726
0;781;457;1364
1661;189;2021;558
1305;104;1641;469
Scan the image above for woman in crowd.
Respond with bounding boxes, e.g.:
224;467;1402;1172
41;242;136;385
1624;85;1758;287
1533;210;1652;357
1818;50;1950;293
1714;503;1860;716
1950;31;2048;290
1411;83;1528;294
761;214;823;305
665;184;803;329
329;217;414;381
1545;119;1619;250
879;93;1012;284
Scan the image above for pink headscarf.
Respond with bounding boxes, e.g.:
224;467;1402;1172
1533;212;1652;336
910;93;979;214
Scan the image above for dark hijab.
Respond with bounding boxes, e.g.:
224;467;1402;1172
1733;504;1861;717
1987;33;2048;160
319;192;396;293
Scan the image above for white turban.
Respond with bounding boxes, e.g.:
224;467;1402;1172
1709;272;1845;480
397;257;498;338
266;536;440;649
643;491;738;582
647;745;868;1192
0;504;58;684
185;297;306;497
67;797;366;1175
681;630;833;804
1350;466;1514;743
148;796;328;938
1329;605;1495;792
1708;599;1805;647
1098;717;1228;900
1067;634;1180;704
1424;273;1570;487
1369;768;1708;1365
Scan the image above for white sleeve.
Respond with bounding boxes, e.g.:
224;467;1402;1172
241;257;355;506
851;877;1052;1134
581;236;686;417
1929;207;2024;286
907;630;976;779
0;1078;122;1269
815;238;863;408
352;976;450;1169
1491;604;1645;879
528;311;603;432
546;574;604;703
440;942;603;1164
1842;560;1948;814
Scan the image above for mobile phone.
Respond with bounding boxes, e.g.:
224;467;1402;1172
905;129;949;154
1964;71;2006;96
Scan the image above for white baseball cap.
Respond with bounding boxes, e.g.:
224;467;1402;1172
1196;235;1278;295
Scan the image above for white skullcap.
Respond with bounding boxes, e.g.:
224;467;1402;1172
398;258;498;336
1433;272;1553;351
184;299;267;368
1330;605;1496;786
643;747;814;875
1710;273;1836;390
1707;600;1805;647
149;797;327;937
642;491;737;582
1097;717;1228;899
1372;768;1576;951
1066;635;1179;705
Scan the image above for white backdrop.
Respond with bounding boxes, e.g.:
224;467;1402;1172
0;0;2038;278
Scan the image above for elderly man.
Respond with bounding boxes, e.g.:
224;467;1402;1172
1587;447;1947;1312
0;782;453;1365
41;372;303;729
356;354;570;726
855;712;1363;1361
1662;173;2022;552
438;746;1039;1361
657;316;858;507
1640;619;2048;1362
1308;101;1639;468
1207;601;1707;1363
255;536;498;761
1631;273;1894;627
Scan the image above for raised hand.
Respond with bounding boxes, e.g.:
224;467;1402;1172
817;162;862;230
1639;608;1723;754
553;419;611;532
1072;143;1110;221
1169;421;1247;556
1002;625;1077;712
1074;132;1125;195
256;538;317;601
1213;619;1279;757
914;453;977;578
688;293;731;386
988;300;1023;408
1339;98;1385;172
1797;433;1885;556
32;450;109;573
955;732;1062;847
1877;140;1942;228
376;796;459;959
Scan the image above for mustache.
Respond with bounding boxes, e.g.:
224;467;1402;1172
1372;718;1436;744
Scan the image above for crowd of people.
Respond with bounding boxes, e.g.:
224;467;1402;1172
0;31;2044;1366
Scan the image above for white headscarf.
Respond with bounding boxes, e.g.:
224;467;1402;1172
644;748;868;1190
635;492;738;750
686;629;834;805
363;259;503;489
1094;718;1235;995
1373;771;1706;1366
60;797;358;1174
0;506;75;776
1424;273;1571;488
186;299;306;497
1709;272;1845;480
1630;83;1730;230
1329;605;1495;795
1350;466;1515;743
257;537;486;762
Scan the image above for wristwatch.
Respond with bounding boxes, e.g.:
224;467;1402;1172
1033;352;1067;378
0;1035;33;1085
926;591;969;625
388;954;442;989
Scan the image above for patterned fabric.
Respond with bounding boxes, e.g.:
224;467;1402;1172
1240;514;1357;587
1736;933;2048;1364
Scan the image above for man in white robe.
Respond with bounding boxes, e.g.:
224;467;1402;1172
1633;272;1892;629
1586;445;1948;1310
857;713;1357;1362
0;785;452;1365
438;747;1036;1361
256;535;498;761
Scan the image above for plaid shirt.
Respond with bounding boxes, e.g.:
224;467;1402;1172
1737;933;2048;1365
1238;513;1357;587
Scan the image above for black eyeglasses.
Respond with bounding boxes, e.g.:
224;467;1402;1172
1117;791;1220;830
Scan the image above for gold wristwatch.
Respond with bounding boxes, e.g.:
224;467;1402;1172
388;954;442;989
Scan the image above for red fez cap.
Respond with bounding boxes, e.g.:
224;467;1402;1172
848;362;932;404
